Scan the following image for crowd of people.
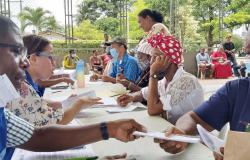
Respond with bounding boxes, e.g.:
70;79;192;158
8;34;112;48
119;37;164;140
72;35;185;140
1;7;250;160
196;35;249;79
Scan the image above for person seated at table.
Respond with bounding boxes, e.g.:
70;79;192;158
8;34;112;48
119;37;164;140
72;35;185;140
0;15;146;160
6;34;102;126
117;33;204;124
211;45;232;79
117;42;152;92
63;49;79;69
102;37;141;83
196;48;214;79
153;31;250;160
89;49;103;74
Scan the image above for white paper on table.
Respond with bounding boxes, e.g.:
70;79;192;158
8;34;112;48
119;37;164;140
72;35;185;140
61;90;97;109
0;74;20;107
133;131;201;144
104;105;138;113
197;124;225;156
11;145;96;160
92;97;118;107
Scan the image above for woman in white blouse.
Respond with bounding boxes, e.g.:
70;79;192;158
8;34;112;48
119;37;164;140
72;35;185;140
117;34;204;124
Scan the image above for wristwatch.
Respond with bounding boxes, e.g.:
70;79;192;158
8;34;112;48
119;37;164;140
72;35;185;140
100;122;109;140
150;74;158;79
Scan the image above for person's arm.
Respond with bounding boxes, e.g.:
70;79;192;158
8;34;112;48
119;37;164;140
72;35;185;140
117;91;144;107
196;54;201;65
57;97;102;125
147;56;168;116
18;119;145;152
37;78;74;88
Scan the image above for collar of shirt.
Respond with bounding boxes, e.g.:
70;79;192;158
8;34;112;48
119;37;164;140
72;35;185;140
25;71;40;95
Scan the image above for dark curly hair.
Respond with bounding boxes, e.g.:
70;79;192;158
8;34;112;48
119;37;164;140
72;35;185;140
138;9;163;23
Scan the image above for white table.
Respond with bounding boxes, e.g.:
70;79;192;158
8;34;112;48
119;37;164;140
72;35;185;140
43;76;214;160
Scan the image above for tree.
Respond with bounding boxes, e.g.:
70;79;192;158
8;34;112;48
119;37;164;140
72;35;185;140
74;20;104;40
42;16;64;32
19;7;51;32
95;17;120;37
76;0;134;24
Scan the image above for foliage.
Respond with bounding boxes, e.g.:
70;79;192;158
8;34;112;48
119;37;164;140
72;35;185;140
19;7;62;33
76;0;135;24
74;20;104;40
95;17;120;37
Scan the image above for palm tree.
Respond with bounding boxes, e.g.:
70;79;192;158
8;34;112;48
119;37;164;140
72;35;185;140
19;7;51;33
42;16;64;33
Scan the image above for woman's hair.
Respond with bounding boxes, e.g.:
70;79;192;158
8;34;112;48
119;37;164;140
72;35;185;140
138;9;163;23
23;34;50;56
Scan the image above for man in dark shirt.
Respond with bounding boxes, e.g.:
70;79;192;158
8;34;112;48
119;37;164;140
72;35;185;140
223;35;239;77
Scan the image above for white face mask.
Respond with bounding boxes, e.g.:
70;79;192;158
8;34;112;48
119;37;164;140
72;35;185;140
110;48;119;61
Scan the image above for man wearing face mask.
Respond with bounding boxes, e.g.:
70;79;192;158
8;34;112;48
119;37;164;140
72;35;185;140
117;42;152;92
63;49;80;69
102;37;141;83
117;33;204;124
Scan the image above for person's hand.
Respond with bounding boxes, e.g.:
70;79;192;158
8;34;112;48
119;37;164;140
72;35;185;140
150;55;170;76
62;77;74;85
102;75;111;82
154;127;188;154
213;147;224;160
117;74;126;80
75;97;103;109
47;101;62;110
90;74;99;81
107;119;146;142
116;78;130;88
117;94;133;107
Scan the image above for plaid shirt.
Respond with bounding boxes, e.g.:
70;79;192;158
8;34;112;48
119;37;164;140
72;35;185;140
4;109;34;147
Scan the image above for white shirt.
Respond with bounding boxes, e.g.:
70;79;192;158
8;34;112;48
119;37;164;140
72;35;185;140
141;67;204;124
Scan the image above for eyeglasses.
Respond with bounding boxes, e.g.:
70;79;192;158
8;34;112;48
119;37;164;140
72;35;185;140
36;51;55;62
0;43;27;62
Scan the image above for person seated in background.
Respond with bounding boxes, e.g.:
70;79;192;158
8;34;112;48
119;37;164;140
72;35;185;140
239;47;247;57
117;33;204;124
63;49;79;69
0;16;145;160
89;49;103;74
211;45;232;79
102;37;141;83
153;31;250;160
196;48;214;79
117;42;152;92
236;61;247;78
7;34;103;126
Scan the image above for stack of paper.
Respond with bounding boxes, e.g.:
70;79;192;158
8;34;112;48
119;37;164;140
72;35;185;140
61;90;96;109
11;145;97;160
133;131;201;143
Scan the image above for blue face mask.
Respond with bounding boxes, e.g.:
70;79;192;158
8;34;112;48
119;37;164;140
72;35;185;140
110;48;118;61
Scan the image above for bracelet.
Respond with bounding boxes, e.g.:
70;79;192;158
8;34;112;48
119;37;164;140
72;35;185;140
100;122;109;140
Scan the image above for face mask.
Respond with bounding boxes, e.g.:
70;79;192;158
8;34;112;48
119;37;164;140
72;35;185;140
110;48;118;61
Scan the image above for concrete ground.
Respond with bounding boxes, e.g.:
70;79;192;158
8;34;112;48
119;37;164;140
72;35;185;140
199;77;237;100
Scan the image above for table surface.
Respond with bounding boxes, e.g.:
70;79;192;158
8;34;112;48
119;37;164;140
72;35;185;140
43;74;214;160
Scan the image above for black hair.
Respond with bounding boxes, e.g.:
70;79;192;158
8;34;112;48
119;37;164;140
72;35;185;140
138;9;163;23
23;34;50;56
69;49;76;54
0;15;20;42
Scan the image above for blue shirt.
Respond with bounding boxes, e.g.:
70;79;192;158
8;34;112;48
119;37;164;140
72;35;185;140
195;78;250;131
0;108;15;160
110;53;141;82
25;71;44;97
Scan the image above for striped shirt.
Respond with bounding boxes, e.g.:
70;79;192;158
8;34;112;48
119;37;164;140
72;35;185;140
4;109;34;147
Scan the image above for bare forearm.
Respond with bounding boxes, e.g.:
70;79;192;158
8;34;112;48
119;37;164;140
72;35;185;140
128;83;141;92
38;78;65;87
57;101;82;125
130;91;144;102
18;124;104;152
175;111;214;135
147;78;163;115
